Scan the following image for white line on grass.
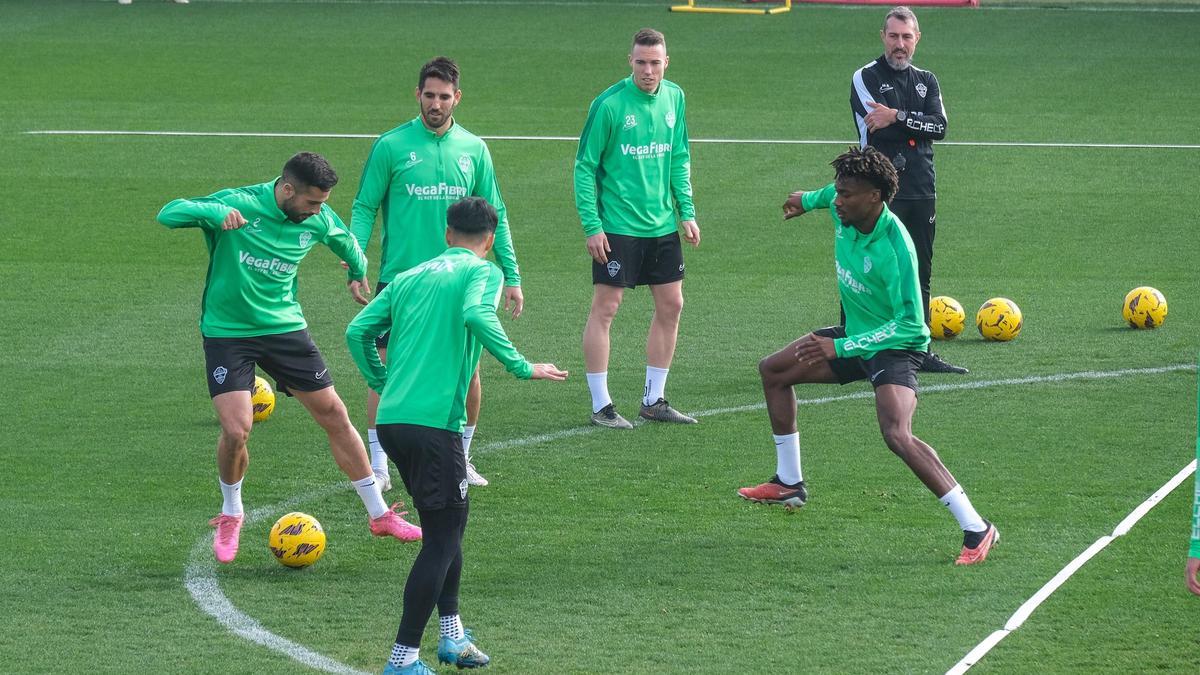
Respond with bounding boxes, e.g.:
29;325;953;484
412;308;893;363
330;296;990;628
185;485;371;675
23;129;1200;150
124;0;1200;13
186;363;1195;673
946;457;1199;675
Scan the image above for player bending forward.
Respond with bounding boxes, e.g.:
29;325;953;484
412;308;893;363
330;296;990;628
738;146;998;565
346;197;567;673
159;152;422;564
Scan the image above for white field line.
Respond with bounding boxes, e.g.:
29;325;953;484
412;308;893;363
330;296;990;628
185;363;1196;673
947;458;1199;675
23;129;1200;150
184;483;371;674
124;0;1200;13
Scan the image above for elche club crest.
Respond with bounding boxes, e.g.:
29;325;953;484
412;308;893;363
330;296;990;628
607;260;621;278
665;110;676;129
863;256;873;274
212;366;228;385
915;83;928;98
457;154;473;174
298;231;312;248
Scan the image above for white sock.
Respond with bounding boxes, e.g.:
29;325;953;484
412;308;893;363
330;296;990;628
368;428;388;476
643;365;669;406
939;484;987;532
439;614;465;641
586;372;612;413
351;475;389;519
220;478;244;516
462;425;476;460
773;433;803;485
389;643;419;668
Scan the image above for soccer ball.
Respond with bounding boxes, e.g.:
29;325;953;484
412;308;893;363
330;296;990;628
1123;286;1167;329
929;296;966;340
251;376;275;422
976;298;1023;341
269;512;326;568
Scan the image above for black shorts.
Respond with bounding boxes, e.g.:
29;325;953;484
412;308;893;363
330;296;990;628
376;423;468;511
592;232;685;288
202;329;333;398
813;326;922;393
373;280;391;350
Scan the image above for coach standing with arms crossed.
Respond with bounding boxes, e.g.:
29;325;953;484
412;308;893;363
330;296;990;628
851;6;966;374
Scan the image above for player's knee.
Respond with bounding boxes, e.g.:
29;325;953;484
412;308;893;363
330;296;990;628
220;420;252;447
656;294;684;321
312;396;350;429
880;426;914;456
590;297;621;323
757;356;774;381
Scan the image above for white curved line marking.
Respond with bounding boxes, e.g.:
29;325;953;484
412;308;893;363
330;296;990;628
186;364;1195;672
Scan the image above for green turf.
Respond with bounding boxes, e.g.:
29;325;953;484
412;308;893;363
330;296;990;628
2;1;1198;673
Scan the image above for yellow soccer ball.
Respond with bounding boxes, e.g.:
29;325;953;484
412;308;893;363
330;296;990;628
976;298;1023;342
251;376;275;423
269;512;326;568
1123;286;1167;329
929;296;966;340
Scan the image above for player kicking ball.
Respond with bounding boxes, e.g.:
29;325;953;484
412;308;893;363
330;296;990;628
159;152;422;565
737;146;998;565
347;197;567;673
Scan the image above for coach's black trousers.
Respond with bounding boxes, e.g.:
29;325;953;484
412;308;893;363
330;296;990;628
395;505;468;647
889;198;937;324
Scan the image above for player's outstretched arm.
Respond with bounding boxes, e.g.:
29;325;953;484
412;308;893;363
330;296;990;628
782;191;808;220
529;363;568;381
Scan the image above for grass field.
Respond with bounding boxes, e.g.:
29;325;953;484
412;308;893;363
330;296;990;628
3;1;1199;673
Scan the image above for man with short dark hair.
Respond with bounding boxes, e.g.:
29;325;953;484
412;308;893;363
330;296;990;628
347;197;567;674
352;56;523;488
851;6;966;374
158;152;421;565
575;28;700;429
738;146;997;565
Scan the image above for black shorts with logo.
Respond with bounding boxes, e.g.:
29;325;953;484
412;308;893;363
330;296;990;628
592;232;685;288
202;328;333;398
376;423;468;511
813;326;922;393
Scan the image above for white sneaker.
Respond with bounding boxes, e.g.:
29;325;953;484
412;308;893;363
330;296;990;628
465;462;489;487
374;470;392;493
118;0;132;4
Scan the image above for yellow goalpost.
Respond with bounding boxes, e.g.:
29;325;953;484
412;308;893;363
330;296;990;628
670;0;791;14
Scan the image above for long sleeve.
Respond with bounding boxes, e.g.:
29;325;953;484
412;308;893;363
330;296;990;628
573;97;611;237
157;197;232;230
321;211;368;281
800;183;836;212
463;265;533;379
345;288;394;393
473;143;521;286
834;248;928;359
670;93;696;221
350;137;391;253
895;73;946;141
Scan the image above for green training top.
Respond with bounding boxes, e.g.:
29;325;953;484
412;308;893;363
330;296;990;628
574;76;696;238
345;248;533;433
350;118;520;286
1191;363;1199;559
802;183;931;359
158;179;367;338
